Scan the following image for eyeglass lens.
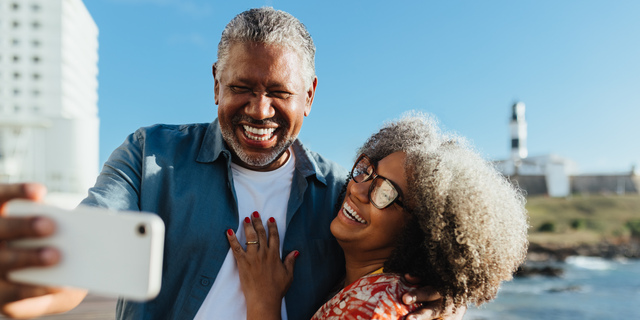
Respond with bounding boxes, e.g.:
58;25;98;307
351;155;399;208
352;156;373;183
370;178;398;208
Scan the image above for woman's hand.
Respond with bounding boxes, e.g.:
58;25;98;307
226;212;298;320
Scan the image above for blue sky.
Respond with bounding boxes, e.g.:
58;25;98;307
84;0;639;173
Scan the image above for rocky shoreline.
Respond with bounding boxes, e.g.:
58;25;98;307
526;240;640;262
515;240;640;278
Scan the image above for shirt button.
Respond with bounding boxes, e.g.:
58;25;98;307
200;278;210;286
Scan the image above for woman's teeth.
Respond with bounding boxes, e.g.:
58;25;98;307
243;125;276;141
343;202;366;224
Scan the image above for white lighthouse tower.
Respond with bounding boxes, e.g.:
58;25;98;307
0;0;99;204
510;101;528;162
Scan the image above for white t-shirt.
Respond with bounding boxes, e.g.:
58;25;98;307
194;150;295;319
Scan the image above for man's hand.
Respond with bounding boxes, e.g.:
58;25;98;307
0;183;87;318
402;274;466;320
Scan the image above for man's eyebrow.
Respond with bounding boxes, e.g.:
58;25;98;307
265;81;297;90
227;77;252;85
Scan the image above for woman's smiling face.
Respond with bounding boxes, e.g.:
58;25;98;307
330;151;412;258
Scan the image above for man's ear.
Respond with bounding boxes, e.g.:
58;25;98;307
304;76;318;117
212;63;220;105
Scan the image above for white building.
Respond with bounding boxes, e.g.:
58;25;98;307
495;153;579;197
495;102;577;197
496;102;640;197
0;0;99;201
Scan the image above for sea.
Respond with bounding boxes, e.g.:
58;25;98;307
465;257;640;319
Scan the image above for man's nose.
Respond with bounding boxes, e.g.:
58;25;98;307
246;92;275;120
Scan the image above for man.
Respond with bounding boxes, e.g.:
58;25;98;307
0;8;463;320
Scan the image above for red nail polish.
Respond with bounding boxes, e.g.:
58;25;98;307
227;229;233;236
253;211;259;218
269;217;275;223
244;217;251;223
294;251;300;258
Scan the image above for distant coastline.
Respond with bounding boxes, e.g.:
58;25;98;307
517;194;640;277
527;240;640;262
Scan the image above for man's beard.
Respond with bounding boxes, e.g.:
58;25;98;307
221;114;297;168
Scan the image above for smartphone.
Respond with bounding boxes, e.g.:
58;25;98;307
5;200;165;301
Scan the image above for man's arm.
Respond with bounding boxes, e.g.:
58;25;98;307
0;183;87;318
402;275;466;320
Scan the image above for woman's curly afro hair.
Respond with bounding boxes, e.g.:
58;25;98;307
356;112;529;311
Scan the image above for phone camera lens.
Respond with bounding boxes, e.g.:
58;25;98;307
137;224;147;236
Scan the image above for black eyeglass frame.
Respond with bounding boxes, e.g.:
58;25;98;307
350;154;405;210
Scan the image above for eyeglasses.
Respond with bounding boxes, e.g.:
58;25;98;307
350;154;404;209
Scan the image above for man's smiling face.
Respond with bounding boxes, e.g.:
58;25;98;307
214;42;316;171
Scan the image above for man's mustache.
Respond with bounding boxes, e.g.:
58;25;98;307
231;114;288;128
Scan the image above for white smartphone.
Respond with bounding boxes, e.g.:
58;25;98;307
5;200;165;301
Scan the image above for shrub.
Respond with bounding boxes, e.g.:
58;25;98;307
626;220;640;238
538;222;556;232
571;218;587;230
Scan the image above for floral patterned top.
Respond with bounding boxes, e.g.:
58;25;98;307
310;273;419;320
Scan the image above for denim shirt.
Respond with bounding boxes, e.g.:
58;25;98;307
81;119;347;320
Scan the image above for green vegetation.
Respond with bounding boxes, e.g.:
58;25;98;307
537;222;556;232
526;194;640;245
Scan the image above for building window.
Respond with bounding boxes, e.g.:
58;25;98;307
12;39;20;46
32;56;40;63
32;39;41;47
32;73;41;80
32;89;40;97
14;105;21;113
13;72;20;80
12;21;20;28
32;4;41;12
12;55;19;63
32;21;41;29
11;3;19;10
13;89;20;96
32;105;40;113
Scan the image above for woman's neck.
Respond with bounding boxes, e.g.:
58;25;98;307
342;252;388;286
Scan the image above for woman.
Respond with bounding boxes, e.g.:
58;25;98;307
226;113;529;319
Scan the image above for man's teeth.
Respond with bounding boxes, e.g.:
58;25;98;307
343;202;366;224
243;125;276;141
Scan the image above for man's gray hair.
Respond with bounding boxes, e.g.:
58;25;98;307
216;7;316;87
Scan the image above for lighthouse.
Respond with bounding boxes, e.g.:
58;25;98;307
510;102;528;161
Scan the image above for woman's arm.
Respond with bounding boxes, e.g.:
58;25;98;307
225;212;298;320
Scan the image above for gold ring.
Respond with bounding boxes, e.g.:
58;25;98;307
245;241;259;245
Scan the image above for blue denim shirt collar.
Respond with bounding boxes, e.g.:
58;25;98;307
195;120;230;164
195;118;327;186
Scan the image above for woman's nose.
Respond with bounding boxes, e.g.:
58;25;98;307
349;178;371;204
